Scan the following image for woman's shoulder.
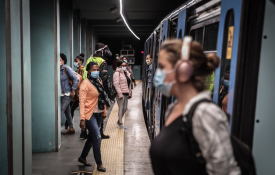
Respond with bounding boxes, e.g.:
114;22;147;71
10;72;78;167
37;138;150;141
195;102;228;123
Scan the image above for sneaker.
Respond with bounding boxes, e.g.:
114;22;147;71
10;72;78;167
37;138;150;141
116;122;127;129
64;127;75;135
80;130;88;139
119;125;127;129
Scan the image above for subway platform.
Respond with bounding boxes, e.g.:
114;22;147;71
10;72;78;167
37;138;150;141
32;81;153;175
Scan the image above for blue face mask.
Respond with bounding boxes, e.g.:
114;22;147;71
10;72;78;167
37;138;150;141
222;79;230;87
116;57;119;59
153;68;175;97
124;60;127;64
90;71;99;79
73;62;79;68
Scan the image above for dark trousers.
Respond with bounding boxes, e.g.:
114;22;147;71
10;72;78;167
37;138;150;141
65;101;79;126
100;118;104;135
80;113;103;166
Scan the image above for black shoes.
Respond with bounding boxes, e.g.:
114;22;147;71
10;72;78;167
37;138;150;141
78;157;92;166
80;130;88;139
101;133;110;139
97;167;106;172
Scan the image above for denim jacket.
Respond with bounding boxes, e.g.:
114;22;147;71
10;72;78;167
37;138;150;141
60;65;79;94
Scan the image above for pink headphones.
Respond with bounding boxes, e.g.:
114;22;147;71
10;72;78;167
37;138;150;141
175;36;193;83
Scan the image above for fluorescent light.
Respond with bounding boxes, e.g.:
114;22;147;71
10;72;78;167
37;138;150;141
120;0;140;40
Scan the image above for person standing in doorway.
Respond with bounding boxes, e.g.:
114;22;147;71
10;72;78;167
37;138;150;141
65;53;87;138
60;53;79;135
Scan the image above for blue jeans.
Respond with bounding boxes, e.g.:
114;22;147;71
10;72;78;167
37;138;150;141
61;96;73;127
80;113;103;166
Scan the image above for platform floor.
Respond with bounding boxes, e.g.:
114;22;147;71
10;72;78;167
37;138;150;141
33;81;153;175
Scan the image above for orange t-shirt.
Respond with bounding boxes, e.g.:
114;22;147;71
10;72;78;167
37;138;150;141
79;79;106;120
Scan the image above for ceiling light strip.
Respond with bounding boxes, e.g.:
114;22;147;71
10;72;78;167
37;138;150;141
120;0;140;40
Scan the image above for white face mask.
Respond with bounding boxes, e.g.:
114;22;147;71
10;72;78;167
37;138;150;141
122;67;127;71
153;68;175;97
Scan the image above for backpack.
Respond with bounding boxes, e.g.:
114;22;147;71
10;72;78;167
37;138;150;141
184;99;256;175
108;81;117;103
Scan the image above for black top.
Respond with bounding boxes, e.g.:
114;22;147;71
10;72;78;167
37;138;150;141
122;73;131;96
150;116;204;175
125;73;131;87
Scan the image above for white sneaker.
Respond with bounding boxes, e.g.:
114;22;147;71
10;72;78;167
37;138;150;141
119;125;127;129
116;123;127;129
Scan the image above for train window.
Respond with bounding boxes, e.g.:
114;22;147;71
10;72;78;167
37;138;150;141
204;23;219;51
190;27;203;45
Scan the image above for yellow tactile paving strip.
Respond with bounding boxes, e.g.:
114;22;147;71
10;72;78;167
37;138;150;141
93;102;125;175
93;79;141;175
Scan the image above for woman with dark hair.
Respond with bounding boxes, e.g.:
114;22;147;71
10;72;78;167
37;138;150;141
121;56;136;87
113;61;132;129
150;38;240;175
65;53;87;138
60;53;79;135
78;62;110;172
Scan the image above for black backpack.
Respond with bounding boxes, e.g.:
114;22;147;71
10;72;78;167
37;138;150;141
184;99;256;175
108;81;117;103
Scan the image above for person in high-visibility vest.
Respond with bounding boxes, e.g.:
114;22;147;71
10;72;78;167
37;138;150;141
205;71;215;95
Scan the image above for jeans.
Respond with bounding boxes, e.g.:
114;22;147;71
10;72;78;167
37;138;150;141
61;96;73;128
65;100;79;126
80;113;103;166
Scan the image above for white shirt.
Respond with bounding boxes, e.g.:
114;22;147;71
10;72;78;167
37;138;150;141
60;86;70;97
165;91;241;175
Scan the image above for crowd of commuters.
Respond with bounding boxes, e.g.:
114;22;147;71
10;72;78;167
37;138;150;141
59;42;136;172
59;37;242;174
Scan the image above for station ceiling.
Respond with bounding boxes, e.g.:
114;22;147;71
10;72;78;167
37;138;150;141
73;0;187;40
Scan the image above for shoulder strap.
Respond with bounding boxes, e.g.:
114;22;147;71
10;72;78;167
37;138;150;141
64;66;70;80
186;99;212;121
183;99;213;167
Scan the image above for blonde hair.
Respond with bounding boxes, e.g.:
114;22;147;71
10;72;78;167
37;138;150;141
160;39;219;91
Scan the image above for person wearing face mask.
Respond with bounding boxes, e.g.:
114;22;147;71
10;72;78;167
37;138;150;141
219;65;230;112
78;62;110;172
146;54;153;89
83;43;111;139
113;61;132;129
83;43;111;94
60;53;79;135
121;56;136;88
64;53;87;138
112;54;119;74
150;39;240;175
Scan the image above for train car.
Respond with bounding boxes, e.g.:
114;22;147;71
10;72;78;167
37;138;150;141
142;0;273;173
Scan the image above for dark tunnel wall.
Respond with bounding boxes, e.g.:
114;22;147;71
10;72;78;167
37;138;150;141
98;37;145;65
